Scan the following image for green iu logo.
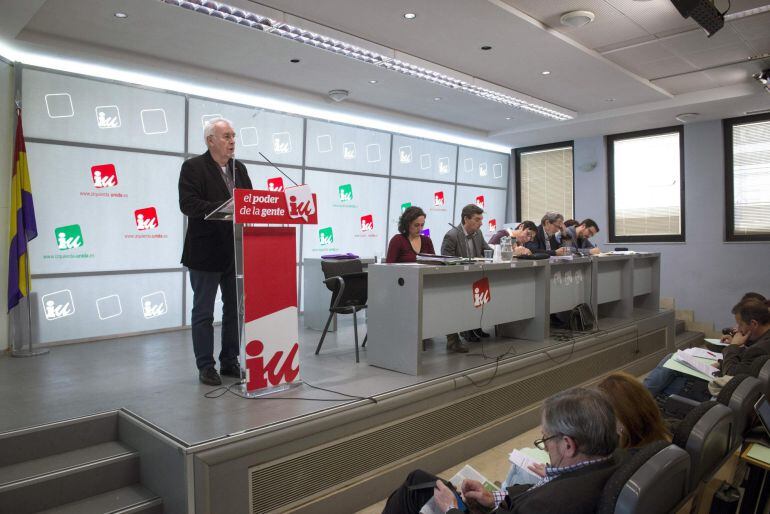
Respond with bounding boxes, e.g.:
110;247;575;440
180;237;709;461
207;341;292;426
318;227;334;246
338;184;353;202
55;224;84;251
401;202;412;213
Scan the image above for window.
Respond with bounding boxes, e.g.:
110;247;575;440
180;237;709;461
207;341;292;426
515;142;574;223
607;126;685;242
724;113;770;241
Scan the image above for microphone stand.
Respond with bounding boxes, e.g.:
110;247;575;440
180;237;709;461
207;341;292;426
259;152;299;187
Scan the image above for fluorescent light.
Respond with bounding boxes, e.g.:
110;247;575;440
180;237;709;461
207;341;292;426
114;12;128;19
541;70;551;76
403;13;416;19
368;80;378;84
154;0;572;121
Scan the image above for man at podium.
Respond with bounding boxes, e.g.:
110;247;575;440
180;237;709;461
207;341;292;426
179;118;253;386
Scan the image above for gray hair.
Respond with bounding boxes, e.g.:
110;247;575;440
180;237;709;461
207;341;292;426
542;387;618;457
203;117;234;142
541;211;564;224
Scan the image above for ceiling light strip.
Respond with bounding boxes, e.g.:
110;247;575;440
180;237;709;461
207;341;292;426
156;0;572;121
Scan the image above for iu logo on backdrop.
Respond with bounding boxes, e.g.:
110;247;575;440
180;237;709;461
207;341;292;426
267;177;284;192
475;195;485;208
134;207;159;230
434;191;445;207
318;227;334;246
338;184;353;202
360;214;374;232
54;224;84;250
472;277;491;308
91;164;118;188
488;219;497;232
400;202;412;213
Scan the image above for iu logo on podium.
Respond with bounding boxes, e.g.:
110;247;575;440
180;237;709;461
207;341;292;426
360;214;374;232
91;164;118;188
134;207;159;230
472;277;491;308
475;195;485;209
488;219;497;232
245;339;300;390
267;177;284;192
434;191;445;207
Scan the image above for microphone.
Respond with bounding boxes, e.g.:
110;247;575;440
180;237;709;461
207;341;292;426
259;152;299;187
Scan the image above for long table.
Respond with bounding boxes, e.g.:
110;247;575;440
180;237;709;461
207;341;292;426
366;253;660;375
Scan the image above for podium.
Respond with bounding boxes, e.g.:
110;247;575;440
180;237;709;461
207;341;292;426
205;186;317;397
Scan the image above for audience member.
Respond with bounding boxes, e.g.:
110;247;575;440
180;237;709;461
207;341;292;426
644;298;770;400
721;292;767;343
382;388;619;514
386;206;435;263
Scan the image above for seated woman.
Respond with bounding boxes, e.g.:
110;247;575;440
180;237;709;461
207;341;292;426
487;220;537;256
386;206;435;263
503;371;669;487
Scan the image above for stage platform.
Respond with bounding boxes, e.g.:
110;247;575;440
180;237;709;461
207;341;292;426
0;309;676;514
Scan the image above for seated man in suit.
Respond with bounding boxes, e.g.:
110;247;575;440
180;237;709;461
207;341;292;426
558;218;601;255
644;298;770;401
525;211;569;256
441;204;493;352
383;387;620;514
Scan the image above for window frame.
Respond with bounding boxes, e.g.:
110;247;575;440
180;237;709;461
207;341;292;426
514;140;575;222
606;125;686;243
723;112;770;242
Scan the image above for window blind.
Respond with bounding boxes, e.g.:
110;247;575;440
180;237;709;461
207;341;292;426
732;119;770;236
519;146;573;223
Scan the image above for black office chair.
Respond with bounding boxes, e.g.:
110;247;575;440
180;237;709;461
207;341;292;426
315;259;368;363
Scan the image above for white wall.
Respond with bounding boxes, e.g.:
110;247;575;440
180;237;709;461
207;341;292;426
0;58;13;351
569;121;770;328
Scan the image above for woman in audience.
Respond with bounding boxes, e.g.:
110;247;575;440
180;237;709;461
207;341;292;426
386;206;435;263
487;220;537;256
503;371;669;487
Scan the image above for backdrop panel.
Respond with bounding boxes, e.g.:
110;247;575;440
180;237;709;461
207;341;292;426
455;186;508;237
391;134;457;183
305;119;390;175
457;146;509;188
387;179;455;247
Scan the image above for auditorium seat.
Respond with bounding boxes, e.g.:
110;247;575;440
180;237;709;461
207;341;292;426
749;355;770;396
714;374;763;449
672;401;733;493
596;441;690;514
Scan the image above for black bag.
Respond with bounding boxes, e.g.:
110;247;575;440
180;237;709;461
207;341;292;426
709;481;740;514
568;303;595;332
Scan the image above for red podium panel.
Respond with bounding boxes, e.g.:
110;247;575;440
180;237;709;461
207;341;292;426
241;226;300;393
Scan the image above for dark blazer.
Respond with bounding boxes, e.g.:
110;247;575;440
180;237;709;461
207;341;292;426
524;225;560;256
441;224;492;258
720;328;770;376
179;151;252;272
449;457;619;514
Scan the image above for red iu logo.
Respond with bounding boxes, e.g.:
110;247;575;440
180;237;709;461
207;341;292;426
488;219;497;232
360;214;374;232
475;195;485;208
267;177;284;192
434;191;445;206
245;340;300;390
91;163;118;188
472;277;491;308
134;207;158;230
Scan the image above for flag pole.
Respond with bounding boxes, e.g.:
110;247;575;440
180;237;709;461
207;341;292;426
10;93;47;357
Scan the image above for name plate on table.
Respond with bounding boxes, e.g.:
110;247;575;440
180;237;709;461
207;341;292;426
234;186;318;224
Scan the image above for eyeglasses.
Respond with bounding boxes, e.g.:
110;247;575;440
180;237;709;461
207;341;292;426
534;433;561;450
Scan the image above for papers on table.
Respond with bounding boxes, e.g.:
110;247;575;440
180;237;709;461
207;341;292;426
415;254;466;265
744;444;770;466
663;349;719;382
683;347;721;360
705;338;729;347
508;448;550;479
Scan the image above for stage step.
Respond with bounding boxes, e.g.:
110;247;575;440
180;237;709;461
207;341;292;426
675;329;705;350
36;484;163;514
0;413;162;514
675;319;686;335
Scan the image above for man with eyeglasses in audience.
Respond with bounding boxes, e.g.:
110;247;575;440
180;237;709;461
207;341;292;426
382;387;620;514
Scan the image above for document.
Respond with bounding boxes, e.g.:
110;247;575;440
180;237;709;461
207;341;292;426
663;350;718;381
705;338;728;347
418;464;498;514
682;347;720;360
508;448;550;479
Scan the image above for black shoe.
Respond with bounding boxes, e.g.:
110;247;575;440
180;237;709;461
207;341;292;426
199;366;222;386
474;328;491;338
461;330;480;343
220;363;245;379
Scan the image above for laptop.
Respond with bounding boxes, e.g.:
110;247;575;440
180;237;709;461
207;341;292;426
755;395;770;436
